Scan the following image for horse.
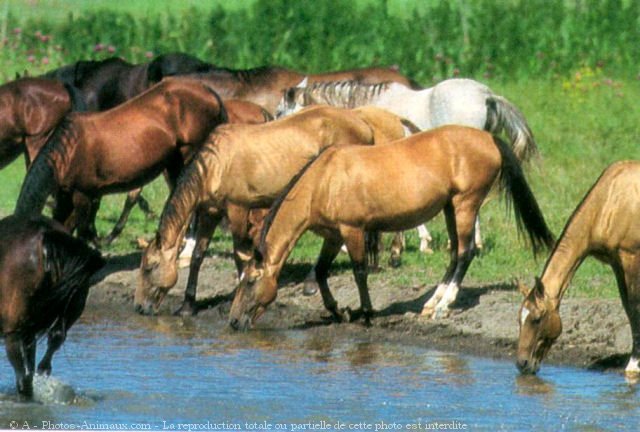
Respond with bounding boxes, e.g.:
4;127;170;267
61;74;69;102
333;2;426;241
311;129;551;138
0;77;85;170
0;215;104;400
13;77;228;245
517;160;640;376
187;64;420;115
135;105;414;316
228;125;554;330
102;98;273;247
275;79;538;253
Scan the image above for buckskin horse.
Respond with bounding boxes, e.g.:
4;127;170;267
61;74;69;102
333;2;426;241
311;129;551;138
0;215;104;400
276;78;538;253
0;77;85;170
228;126;554;330
13;77;228;244
135;105;414;316
517;160;640;376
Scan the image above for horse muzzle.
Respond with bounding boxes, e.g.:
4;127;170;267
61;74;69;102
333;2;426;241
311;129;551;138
516;357;540;375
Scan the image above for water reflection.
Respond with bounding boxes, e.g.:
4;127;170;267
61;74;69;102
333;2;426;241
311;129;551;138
515;373;555;396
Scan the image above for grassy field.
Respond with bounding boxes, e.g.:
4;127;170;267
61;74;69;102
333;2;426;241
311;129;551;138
0;1;637;300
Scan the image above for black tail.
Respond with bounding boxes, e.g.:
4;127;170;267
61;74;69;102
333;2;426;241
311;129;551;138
365;231;380;269
493;136;554;256
14;118;72;218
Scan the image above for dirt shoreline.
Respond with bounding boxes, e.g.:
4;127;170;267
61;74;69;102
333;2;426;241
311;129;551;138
88;252;633;374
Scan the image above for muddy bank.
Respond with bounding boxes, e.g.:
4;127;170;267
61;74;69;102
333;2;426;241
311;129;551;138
88;252;633;373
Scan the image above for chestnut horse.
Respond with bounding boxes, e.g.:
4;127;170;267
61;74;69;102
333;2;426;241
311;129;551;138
517;160;640;376
135;105;414;316
103;98;272;246
13;77;228;244
0;215;104;400
0;77;85;170
188;64;420;115
229;126;554;330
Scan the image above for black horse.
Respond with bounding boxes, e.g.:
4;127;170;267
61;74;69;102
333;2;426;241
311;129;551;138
0;215;104;400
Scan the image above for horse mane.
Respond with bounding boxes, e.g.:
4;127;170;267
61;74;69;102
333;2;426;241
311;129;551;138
31;227;104;338
258;147;332;255
299;81;391;108
14;116;76;218
62;83;87;112
157;136;223;247
194;65;289;86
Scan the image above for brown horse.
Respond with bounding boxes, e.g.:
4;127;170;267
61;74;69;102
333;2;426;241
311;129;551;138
102;99;272;246
0;77;85;170
189;64;420;115
135;105;413;316
517;160;640;376
0;215;104;400
229;126;554;330
13;77;228;244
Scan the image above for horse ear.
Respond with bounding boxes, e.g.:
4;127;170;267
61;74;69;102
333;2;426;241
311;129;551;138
296;77;308;88
517;279;530;297
533;277;546;300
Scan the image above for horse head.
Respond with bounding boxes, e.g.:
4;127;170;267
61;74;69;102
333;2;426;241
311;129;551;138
274;78;308;118
228;257;277;331
135;236;181;315
516;278;562;374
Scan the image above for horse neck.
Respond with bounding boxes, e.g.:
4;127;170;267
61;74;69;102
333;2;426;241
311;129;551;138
260;189;311;280
157;142;222;250
539;203;593;307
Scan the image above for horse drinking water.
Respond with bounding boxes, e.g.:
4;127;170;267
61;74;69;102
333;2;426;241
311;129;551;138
229;126;554;329
136;105;413;316
0;215;104;400
517;160;640;376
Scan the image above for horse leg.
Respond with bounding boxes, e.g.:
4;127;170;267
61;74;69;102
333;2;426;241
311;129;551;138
417;224;434;254
388;232;404;268
5;333;36;400
429;200;478;319
52;190;75;228
421;202;459;317
614;252;640;375
341;227;375;326
101;188;143;246
73;193;100;246
175;207;224;316
314;237;348;322
136;194;155;219
474;215;483;250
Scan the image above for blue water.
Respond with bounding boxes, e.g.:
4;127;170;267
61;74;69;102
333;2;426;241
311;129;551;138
0;308;638;431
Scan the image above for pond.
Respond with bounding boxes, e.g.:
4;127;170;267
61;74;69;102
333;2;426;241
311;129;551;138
0;307;638;431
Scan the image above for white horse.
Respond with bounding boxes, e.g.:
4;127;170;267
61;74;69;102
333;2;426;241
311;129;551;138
276;78;538;253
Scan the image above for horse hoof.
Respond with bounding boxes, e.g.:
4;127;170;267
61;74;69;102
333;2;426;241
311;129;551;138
173;303;198;316
388;256;402;268
302;282;318;296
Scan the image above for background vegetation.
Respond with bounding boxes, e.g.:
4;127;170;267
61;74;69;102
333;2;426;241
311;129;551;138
0;0;638;299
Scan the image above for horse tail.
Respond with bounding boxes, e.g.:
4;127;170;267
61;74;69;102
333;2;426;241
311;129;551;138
493;135;554;256
14;118;70;218
63;83;87;112
485;96;537;162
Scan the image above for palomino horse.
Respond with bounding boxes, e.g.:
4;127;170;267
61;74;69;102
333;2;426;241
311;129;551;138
13;77;228;244
188;64;420;115
517;160;640;376
0;215;104;400
228;126;554;330
276;79;538;253
0;77;85;170
103;98;273;246
135;105;414;316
